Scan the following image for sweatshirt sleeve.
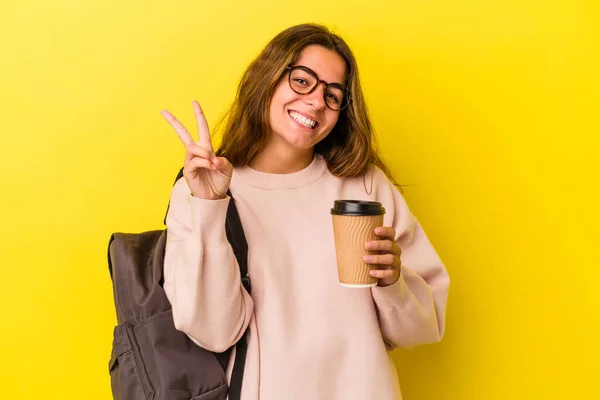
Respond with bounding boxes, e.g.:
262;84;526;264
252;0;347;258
162;177;254;353
370;171;450;350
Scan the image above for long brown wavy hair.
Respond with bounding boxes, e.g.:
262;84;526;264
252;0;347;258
214;23;397;186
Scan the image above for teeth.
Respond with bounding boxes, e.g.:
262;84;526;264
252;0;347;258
290;111;316;128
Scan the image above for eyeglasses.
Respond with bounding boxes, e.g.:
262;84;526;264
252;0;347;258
285;65;350;111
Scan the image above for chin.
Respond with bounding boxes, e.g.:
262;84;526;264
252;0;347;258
286;129;326;148
284;138;318;151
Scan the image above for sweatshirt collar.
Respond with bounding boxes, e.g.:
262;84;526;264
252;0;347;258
234;154;328;189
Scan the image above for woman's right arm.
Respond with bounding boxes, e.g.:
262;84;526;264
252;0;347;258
160;100;253;353
163;177;254;353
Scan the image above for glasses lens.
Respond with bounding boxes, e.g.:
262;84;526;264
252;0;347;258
325;86;345;111
289;68;317;94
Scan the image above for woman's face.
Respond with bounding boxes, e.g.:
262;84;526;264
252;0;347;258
268;45;347;153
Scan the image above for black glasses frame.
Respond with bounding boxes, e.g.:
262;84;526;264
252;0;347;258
285;65;351;111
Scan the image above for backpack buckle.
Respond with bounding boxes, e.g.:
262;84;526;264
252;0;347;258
241;276;252;294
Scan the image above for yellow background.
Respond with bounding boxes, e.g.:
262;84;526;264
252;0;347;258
1;0;598;398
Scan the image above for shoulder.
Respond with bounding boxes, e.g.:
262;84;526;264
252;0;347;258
352;165;416;239
329;164;397;199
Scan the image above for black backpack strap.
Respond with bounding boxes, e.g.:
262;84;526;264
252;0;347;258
225;190;250;294
229;330;249;400
225;189;251;400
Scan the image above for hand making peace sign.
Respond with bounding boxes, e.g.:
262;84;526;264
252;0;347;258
161;101;233;200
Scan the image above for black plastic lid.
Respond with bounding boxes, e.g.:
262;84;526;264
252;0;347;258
330;200;386;216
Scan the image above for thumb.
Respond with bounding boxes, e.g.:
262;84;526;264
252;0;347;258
212;157;233;177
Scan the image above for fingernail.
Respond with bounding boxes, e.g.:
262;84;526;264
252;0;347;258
365;242;373;249
363;255;372;262
369;271;377;277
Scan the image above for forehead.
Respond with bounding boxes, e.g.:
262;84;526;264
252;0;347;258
294;45;347;84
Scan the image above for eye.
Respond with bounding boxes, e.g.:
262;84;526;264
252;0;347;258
326;92;340;103
293;78;309;86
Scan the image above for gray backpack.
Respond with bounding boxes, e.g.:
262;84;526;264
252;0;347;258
108;170;250;400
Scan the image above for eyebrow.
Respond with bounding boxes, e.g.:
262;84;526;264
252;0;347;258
294;65;345;87
328;80;345;87
319;73;345;87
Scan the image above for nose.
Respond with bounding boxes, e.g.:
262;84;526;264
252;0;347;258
304;82;326;110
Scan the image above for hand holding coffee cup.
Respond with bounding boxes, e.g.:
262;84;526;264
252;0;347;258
364;225;402;287
331;200;402;288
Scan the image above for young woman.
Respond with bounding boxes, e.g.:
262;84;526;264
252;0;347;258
161;23;449;400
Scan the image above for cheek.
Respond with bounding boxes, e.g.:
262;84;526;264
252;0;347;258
271;81;294;108
323;113;341;131
269;91;293;131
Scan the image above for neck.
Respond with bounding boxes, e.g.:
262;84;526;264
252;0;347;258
250;142;315;174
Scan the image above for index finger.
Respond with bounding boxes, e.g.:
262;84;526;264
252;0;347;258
193;100;214;153
375;226;396;239
161;110;195;148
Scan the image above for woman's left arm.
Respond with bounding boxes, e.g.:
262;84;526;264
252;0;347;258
366;177;450;350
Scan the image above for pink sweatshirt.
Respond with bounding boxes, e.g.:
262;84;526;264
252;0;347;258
163;155;449;400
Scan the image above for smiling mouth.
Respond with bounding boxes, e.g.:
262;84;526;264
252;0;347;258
289;111;318;129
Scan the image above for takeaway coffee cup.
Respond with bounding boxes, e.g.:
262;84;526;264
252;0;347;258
331;200;386;287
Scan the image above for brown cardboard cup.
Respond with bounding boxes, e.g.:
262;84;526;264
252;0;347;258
331;200;386;288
